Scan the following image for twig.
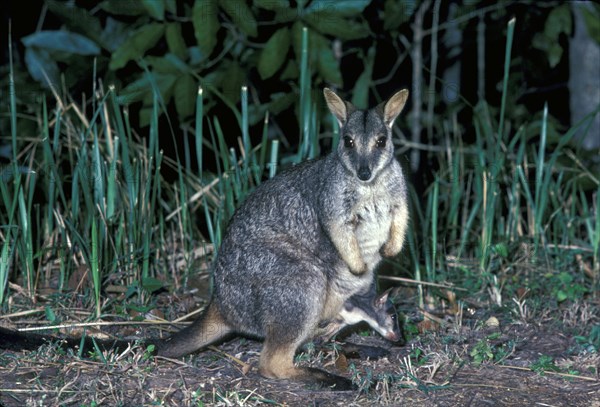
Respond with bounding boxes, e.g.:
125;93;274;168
0;307;45;319
207;345;252;374
477;11;486;100
497;364;599;382
427;0;442;143
16;320;177;332
409;0;431;172
378;274;468;291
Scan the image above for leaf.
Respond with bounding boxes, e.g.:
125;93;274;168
141;0;165;20
581;4;600;44
291;23;341;85
544;4;572;39
280;60;299;80
221;62;246;104
174;74;197;119
351;46;375;109
99;17;130;52
144;55;187;74
258;27;291;79
22;31;100;55
151;72;178;104
304;0;371;17
45;0;104;47
556;290;568;302
219;0;258;37
117;75;153;104
255;0;289;11
165;0;177;14
532;4;572;68
100;0;147;16
248;92;295;125
45;306;58;324
193;0;219;57
165;23;188;60
315;34;342;85
304;12;370;40
383;0;412;30
109;24;165;70
24;47;60;87
141;277;164;293
547;43;563;69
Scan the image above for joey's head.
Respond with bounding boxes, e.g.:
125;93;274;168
371;288;404;344
324;88;409;183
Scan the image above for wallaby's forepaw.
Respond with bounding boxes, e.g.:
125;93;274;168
381;240;402;258
348;261;369;275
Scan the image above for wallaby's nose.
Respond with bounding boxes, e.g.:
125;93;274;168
357;166;371;181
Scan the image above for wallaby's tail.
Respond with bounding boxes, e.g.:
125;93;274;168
0;326;142;354
157;302;232;358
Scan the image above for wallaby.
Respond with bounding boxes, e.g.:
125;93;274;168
158;88;410;390
317;286;403;344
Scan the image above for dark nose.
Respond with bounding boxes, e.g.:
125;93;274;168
357;166;371;181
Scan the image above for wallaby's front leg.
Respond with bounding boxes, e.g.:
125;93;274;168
328;220;367;275
381;204;409;258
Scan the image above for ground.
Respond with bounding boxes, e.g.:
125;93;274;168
1;291;598;406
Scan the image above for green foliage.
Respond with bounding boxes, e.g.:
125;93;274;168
470;338;494;364
580;3;600;44
470;333;513;365
575;324;600;353
532;4;572;68
1;2;598;321
19;0;376;129
548;272;589;303
258;28;291;80
144;344;156;361
531;355;560;375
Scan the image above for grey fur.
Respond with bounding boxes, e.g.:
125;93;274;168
158;88;410;389
317;284;404;343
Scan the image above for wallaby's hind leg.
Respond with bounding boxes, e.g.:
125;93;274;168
259;336;354;390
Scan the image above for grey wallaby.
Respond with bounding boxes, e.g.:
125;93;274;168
316;284;403;344
158;88;410;390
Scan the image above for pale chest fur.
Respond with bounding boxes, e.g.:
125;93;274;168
351;181;394;268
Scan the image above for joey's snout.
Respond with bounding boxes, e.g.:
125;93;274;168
357;166;372;181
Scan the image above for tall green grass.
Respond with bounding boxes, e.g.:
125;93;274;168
1;20;598;317
404;17;599;305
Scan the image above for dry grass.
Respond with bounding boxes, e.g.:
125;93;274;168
1;283;598;406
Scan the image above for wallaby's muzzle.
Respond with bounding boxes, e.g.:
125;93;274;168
357;165;371;181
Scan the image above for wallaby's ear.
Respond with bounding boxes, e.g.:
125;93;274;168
324;88;352;128
382;89;409;128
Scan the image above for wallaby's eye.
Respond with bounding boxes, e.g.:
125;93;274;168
344;136;355;149
376;136;387;148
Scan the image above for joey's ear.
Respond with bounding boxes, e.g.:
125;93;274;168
381;89;409;128
374;288;394;308
324;88;354;128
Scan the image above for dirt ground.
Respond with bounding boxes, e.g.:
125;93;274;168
1;299;599;407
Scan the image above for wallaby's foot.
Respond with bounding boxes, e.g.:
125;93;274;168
260;364;354;391
299;367;354;391
259;340;355;391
